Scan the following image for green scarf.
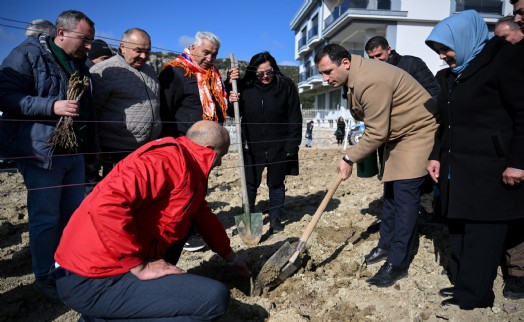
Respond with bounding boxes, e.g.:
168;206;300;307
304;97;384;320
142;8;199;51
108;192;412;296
47;37;90;153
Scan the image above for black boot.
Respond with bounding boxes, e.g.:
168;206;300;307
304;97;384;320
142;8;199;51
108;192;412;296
269;217;284;234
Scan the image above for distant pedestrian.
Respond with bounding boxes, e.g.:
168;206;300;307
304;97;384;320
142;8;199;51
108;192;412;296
305;120;314;147
335;116;345;145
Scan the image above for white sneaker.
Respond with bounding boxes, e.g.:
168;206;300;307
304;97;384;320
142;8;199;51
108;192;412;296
183;236;206;252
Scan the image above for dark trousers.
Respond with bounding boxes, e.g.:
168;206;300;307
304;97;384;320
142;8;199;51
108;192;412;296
378;176;425;268
505;219;524;277
55;237;229;321
55;269;229;321
448;220;508;308
245;159;286;220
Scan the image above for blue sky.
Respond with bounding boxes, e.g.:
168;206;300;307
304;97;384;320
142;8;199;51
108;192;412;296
0;0;302;65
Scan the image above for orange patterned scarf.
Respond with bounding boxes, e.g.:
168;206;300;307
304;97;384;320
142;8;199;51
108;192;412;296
163;47;228;122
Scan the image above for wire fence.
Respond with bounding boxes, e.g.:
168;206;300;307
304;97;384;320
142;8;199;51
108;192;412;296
0;16;359;214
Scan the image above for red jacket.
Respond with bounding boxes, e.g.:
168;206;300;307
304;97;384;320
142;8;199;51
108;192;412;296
55;136;233;277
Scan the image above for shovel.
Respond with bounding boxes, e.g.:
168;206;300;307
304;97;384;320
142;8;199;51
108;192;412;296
230;53;263;247
252;175;344;295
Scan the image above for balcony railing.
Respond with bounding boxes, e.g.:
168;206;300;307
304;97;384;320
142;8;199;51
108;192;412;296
299;65;320;83
298;36;307;49
307;25;319;39
453;0;503;15
324;0;393;29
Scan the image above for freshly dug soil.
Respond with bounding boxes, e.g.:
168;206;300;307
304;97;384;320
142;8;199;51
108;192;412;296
1;148;522;321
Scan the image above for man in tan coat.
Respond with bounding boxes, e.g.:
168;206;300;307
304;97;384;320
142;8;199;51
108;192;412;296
315;44;437;287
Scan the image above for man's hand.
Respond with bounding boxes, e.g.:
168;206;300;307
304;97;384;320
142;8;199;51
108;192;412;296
53;100;80;117
224;252;251;277
130;259;186;281
337;159;353;180
427;160;440;183
502;167;524;186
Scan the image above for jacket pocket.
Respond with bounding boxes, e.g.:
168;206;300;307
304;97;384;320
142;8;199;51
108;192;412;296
490;134;506;159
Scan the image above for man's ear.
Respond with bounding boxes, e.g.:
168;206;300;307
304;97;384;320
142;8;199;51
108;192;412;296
341;57;351;70
56;28;66;39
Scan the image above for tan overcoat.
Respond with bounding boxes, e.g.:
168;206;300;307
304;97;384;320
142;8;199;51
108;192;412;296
345;55;438;182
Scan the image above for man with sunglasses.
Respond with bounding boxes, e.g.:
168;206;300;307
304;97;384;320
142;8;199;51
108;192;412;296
0;10;98;300
90;28;162;178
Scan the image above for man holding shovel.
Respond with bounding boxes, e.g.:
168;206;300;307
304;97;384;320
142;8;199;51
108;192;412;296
159;31;238;250
315;44;437;287
54;121;250;321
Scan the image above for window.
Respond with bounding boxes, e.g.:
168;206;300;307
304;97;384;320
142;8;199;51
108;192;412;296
317;93;326;110
330;90;342;110
455;0;503;15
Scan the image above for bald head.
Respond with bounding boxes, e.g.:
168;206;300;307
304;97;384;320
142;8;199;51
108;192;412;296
187;121;230;167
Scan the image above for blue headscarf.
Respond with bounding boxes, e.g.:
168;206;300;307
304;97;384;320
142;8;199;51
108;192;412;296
425;10;489;75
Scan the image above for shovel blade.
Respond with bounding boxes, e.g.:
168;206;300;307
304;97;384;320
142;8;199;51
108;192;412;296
234;212;263;247
278;252;302;282
252;241;295;296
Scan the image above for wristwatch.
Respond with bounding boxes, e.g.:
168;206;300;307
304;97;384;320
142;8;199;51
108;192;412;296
342;155;354;165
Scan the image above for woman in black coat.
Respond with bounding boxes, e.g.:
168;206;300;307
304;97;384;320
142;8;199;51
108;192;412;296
425;10;524;309
229;52;302;234
335;116;346;145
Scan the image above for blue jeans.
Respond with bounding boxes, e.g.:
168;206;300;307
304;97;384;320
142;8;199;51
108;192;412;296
17;154;85;277
55;268;230;321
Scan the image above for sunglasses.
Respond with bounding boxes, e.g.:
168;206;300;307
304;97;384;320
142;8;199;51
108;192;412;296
256;68;274;78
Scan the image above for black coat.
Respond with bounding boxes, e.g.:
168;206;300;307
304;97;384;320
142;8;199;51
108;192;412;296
159;66;226;137
387;50;441;99
231;76;302;176
430;36;524;221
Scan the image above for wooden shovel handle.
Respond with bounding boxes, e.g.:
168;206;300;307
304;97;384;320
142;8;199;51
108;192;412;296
296;175;344;251
229;53;250;216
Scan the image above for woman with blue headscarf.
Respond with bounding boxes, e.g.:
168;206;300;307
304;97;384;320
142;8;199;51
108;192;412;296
425;10;524;309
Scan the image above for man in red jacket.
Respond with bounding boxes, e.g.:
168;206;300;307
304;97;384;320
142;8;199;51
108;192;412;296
54;120;250;321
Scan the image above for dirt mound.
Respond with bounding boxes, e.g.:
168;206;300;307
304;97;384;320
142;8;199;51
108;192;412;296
1;148;522;321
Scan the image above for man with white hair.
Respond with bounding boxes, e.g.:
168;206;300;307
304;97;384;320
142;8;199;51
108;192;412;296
159;31;238;251
24;19;56;37
159;31;236;137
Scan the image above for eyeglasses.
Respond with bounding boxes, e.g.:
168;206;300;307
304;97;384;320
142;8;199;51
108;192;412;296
130;47;151;55
256;68;274;78
65;31;93;45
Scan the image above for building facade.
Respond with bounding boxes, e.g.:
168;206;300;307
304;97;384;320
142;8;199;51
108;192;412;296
291;0;512;127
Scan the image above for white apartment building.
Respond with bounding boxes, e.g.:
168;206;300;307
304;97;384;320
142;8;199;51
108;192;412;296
291;0;513;126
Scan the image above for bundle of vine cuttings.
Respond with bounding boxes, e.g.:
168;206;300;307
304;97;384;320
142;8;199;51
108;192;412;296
48;71;89;150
